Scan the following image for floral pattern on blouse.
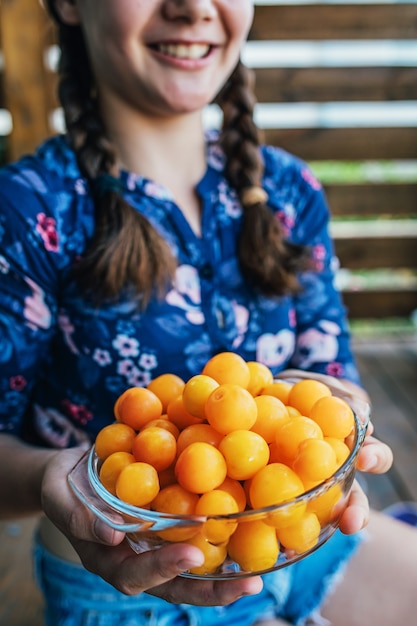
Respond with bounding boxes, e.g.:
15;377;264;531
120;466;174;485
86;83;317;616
0;133;360;447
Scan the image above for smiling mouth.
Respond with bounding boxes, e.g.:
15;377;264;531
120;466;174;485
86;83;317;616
154;43;211;60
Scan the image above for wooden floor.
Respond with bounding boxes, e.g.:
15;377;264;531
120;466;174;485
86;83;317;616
352;330;417;509
0;515;44;626
1;330;416;626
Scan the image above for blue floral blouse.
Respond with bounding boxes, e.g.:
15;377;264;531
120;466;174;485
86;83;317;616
0;132;360;448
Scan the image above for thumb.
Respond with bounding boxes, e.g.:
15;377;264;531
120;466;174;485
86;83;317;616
42;447;126;546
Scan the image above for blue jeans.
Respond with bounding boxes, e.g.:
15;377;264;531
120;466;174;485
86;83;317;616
33;530;362;626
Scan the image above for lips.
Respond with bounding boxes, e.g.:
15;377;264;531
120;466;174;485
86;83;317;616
153;42;211;60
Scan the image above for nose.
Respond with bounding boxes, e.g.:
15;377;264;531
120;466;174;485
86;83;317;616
163;0;218;22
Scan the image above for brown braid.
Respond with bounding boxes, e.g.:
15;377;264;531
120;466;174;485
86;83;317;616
46;6;176;307
216;61;311;296
46;3;308;304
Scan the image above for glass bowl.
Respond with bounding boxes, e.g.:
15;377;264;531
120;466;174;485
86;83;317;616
68;376;370;580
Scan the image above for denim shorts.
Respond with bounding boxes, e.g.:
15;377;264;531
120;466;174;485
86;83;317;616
33;529;362;626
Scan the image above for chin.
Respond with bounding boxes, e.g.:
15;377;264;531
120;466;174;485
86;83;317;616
162;88;219;115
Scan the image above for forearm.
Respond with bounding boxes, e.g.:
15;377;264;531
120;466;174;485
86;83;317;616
0;433;58;519
276;369;370;404
339;378;370;404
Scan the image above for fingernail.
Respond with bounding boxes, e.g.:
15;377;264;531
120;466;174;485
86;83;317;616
177;556;204;571
241;578;263;595
94;519;115;543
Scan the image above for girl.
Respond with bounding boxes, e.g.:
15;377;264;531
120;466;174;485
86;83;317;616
0;1;415;624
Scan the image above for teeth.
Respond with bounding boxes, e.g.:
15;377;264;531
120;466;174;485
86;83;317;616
157;43;210;59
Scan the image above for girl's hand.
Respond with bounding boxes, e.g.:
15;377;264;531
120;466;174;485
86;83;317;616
41;447;263;604
356;423;393;476
276;369;394;535
339;428;393;534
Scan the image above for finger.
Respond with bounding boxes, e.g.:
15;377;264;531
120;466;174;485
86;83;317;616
338;479;369;534
43;449;263;606
365;419;374;436
275;369;336;386
276;371;371;414
42;447;126;546
76;539;203;593
77;539;263;604
275;370;352;395
356;435;393;474
150;572;264;607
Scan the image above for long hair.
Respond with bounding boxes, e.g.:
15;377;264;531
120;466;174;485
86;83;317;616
216;62;309;295
45;4;309;306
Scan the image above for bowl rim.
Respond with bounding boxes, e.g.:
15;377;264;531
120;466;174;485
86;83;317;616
68;377;370;531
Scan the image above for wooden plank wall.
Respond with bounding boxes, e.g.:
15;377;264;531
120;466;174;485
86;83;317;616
0;0;56;162
0;1;416;319
249;2;417;319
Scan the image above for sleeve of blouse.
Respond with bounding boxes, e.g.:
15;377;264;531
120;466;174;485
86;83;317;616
287;166;361;385
0;165;59;435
